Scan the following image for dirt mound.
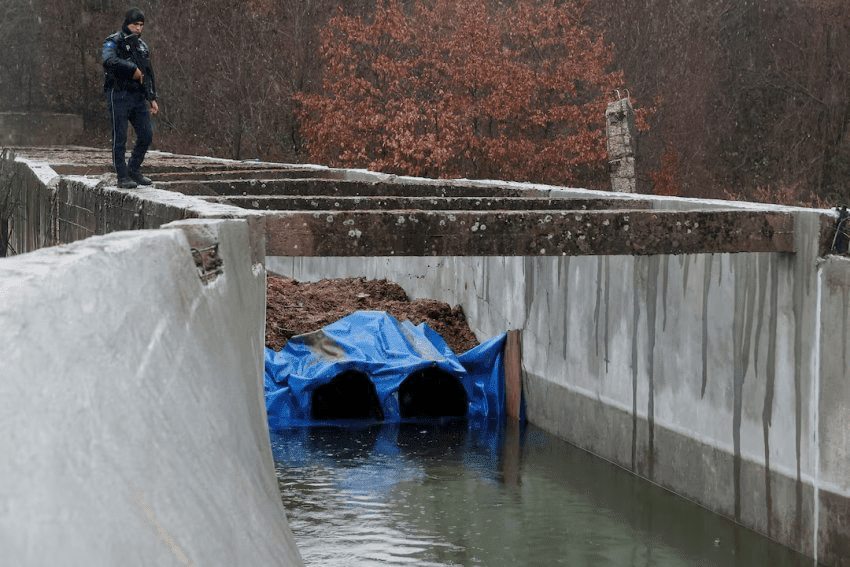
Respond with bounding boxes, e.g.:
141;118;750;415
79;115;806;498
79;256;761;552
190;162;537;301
265;275;480;354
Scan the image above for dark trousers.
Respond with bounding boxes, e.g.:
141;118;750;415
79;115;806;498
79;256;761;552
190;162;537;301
106;89;152;178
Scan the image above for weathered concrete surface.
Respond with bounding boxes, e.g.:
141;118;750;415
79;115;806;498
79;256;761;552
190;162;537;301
816;256;850;566
6;146;849;565
606;97;638;193
0;154;58;255
204;195;653;211
6;147;816;259
0;218;304;566
2;154;267;264
268;207;844;563
156;177;559;198
264;209;795;256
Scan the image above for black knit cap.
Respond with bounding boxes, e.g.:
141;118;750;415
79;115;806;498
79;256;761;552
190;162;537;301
123;7;145;27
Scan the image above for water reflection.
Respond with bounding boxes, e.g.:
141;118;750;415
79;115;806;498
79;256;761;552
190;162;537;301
271;419;816;567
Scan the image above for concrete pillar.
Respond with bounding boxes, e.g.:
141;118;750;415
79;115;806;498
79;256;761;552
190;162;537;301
606;97;637;193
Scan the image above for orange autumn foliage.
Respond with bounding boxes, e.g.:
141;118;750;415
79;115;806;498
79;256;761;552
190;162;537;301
295;0;641;186
649;146;681;196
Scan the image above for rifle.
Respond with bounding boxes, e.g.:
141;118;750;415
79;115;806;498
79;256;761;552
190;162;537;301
123;32;155;100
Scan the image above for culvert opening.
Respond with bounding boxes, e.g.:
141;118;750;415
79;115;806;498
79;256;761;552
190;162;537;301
398;367;468;419
311;370;384;421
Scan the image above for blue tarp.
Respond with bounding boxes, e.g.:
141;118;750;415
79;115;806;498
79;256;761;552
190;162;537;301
264;311;507;429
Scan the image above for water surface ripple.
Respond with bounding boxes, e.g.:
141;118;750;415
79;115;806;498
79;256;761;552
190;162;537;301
272;420;815;566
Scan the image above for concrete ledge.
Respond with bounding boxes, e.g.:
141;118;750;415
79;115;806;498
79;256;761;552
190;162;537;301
49;165;340;181
208;195;653;212
156;178;555;198
265;210;795;256
52;177;267;266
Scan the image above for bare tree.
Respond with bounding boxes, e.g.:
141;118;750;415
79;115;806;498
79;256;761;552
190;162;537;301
13;0;850;205
0;0;45;111
152;0;350;161
37;0;117;131
595;0;850;204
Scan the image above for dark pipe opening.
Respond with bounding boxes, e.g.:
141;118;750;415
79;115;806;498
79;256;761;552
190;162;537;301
398;367;468;419
311;370;384;421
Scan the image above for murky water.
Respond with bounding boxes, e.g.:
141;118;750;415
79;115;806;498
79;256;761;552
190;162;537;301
271;419;815;567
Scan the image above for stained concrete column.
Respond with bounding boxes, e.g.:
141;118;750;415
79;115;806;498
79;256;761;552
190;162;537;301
606;97;637;193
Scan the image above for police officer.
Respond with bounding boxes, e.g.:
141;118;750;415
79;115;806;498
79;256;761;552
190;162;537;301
102;8;159;189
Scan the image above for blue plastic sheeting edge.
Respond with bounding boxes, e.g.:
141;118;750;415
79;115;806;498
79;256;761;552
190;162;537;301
264;311;507;429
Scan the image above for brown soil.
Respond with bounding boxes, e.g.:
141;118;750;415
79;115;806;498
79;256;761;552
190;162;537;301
265;275;480;354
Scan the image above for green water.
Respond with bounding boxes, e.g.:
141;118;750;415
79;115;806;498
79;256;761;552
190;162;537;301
272;420;816;566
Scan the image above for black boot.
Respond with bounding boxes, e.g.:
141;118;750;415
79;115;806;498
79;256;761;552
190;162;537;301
117;177;138;189
129;170;152;185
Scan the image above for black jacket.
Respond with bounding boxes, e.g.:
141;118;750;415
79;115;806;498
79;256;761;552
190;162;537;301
102;30;157;101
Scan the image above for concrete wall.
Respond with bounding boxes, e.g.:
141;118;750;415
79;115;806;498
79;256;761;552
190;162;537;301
0;218;304;566
817;256;850;567
0;156;58;255
5;150;848;564
1;155;266;262
268;208;848;563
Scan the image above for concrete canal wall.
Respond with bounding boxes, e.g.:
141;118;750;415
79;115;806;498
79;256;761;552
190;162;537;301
269;206;850;565
4;148;850;565
0;157;304;565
